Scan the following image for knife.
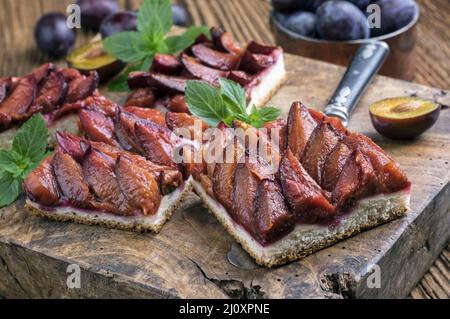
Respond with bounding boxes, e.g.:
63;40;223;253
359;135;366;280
324;41;390;127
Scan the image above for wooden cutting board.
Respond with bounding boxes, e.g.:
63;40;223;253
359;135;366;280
0;54;449;299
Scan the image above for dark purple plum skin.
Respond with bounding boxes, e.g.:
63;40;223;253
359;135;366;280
348;0;371;10
172;4;190;26
284;12;317;37
370;107;441;140
271;0;327;12
316;1;370;41
77;0;120;30
100;11;137;38
34;13;76;58
371;0;417;37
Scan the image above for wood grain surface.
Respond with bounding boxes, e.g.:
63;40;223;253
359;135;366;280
0;0;448;299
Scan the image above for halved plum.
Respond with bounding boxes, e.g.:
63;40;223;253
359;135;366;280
369;97;441;140
280;148;336;223
67;41;125;83
191;44;240;70
253;179;294;245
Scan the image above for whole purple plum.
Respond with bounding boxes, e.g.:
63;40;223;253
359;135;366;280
77;0;120;30
284;12;317;37
271;0;326;12
347;0;372;10
371;0;417;37
34;13;76;58
316;1;370;41
100;11;137;38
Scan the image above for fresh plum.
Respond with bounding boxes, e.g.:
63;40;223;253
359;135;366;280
77;0;119;30
100;11;137;38
271;0;326;12
67;41;124;83
34;13;76;58
371;0;417;37
284;12;317;37
316;0;370;40
172;4;190;26
348;0;371;10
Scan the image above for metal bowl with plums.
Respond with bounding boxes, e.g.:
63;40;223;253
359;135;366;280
270;0;420;80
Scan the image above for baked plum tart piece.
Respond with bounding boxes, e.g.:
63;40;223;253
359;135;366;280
24;130;191;233
0;63;100;131
190;101;411;267
126;27;286;114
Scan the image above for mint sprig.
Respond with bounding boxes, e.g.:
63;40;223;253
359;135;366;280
186;78;281;128
103;0;210;92
0;114;49;208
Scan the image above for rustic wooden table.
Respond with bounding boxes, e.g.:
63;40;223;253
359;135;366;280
0;0;448;299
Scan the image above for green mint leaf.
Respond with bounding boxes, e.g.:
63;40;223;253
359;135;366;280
256;107;281;122
186;80;230;127
12;114;48;165
137;0;172;37
0;150;31;178
165;35;193;54
103;31;150;63
165;26;211;54
220;78;247;115
0;170;21;208
182;26;211;41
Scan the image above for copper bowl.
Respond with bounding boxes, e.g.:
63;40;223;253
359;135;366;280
270;3;420;81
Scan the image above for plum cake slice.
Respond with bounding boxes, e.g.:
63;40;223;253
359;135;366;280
0;63;100;131
125;27;286;113
24;129;193;233
190;101;411;267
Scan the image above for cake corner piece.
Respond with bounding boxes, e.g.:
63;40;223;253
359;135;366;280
193;179;410;268
25;175;194;234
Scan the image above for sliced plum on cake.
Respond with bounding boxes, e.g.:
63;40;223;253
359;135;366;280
24;127;190;232
0;63;100;130
190;101;411;267
124;27;285;114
